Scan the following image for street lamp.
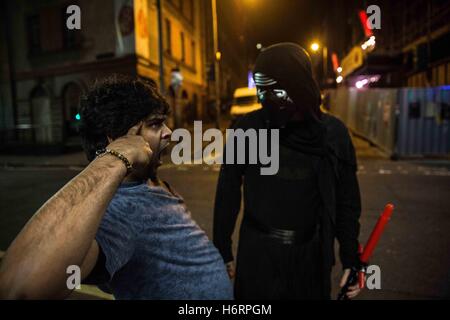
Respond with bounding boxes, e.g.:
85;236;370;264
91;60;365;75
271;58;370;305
211;0;221;128
156;0;164;94
310;42;320;52
309;42;328;86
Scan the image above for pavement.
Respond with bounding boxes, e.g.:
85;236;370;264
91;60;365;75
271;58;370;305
1;120;450;300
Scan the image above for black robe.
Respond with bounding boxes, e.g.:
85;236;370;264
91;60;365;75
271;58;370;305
213;109;361;299
214;43;361;300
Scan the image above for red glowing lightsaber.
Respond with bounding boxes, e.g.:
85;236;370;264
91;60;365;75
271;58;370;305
360;203;394;263
337;203;395;300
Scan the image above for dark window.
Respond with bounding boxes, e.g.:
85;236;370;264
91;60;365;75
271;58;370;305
26;4;80;56
26;15;41;54
40;6;63;52
165;18;172;55
180;0;194;24
180;31;185;62
191;40;196;68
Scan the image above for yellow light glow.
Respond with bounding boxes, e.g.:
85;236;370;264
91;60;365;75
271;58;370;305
310;42;320;52
215;51;222;61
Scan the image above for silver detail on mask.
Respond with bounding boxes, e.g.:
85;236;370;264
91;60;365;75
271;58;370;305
254;72;277;86
254;73;293;103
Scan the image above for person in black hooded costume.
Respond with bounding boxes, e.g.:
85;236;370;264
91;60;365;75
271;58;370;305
213;43;362;300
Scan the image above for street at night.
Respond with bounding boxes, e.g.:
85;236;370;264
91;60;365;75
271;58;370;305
1;133;449;299
1;0;449;308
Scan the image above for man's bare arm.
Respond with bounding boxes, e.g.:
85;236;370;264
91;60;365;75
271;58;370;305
0;127;152;299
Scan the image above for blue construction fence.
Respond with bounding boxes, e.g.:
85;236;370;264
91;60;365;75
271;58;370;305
323;87;450;158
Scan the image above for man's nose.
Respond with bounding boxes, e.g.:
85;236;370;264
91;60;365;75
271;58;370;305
162;124;172;140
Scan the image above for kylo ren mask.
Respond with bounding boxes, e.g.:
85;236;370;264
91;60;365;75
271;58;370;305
254;72;296;128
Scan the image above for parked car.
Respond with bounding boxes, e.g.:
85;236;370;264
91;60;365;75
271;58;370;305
229;87;262;124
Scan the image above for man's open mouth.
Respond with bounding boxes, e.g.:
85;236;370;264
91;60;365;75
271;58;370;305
157;143;170;164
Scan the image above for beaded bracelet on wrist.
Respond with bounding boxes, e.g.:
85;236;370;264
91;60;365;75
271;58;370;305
95;148;133;174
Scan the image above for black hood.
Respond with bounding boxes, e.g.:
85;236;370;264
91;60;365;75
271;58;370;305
253;43;322;119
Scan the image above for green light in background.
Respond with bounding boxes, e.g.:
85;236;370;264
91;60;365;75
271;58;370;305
75;113;81;121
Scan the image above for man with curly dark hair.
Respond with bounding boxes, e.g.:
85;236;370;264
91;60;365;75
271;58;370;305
0;75;233;300
78;76;170;182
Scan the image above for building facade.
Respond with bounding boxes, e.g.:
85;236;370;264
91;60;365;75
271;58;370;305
321;0;450;89
0;0;211;151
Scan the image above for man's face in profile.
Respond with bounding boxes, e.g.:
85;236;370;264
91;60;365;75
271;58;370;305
139;114;172;173
113;113;171;181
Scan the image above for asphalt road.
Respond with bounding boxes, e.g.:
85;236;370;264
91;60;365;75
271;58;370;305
1;157;449;299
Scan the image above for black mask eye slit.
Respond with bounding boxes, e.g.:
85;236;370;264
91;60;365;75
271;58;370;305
257;88;293;105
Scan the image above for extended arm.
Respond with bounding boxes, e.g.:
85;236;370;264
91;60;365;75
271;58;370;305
0;127;151;299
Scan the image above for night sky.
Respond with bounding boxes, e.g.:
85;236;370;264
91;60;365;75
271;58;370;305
244;0;326;61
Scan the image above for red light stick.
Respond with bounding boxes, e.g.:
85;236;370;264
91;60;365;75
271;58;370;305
360;203;394;263
337;203;394;299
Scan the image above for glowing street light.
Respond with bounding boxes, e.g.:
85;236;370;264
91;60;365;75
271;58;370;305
336;75;343;84
337;66;342;73
310;42;320;52
309;41;329;85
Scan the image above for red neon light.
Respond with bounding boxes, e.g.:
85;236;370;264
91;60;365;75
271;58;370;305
358;10;373;38
331;53;339;71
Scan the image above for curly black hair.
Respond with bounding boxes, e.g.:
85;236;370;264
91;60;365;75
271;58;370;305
79;75;170;161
